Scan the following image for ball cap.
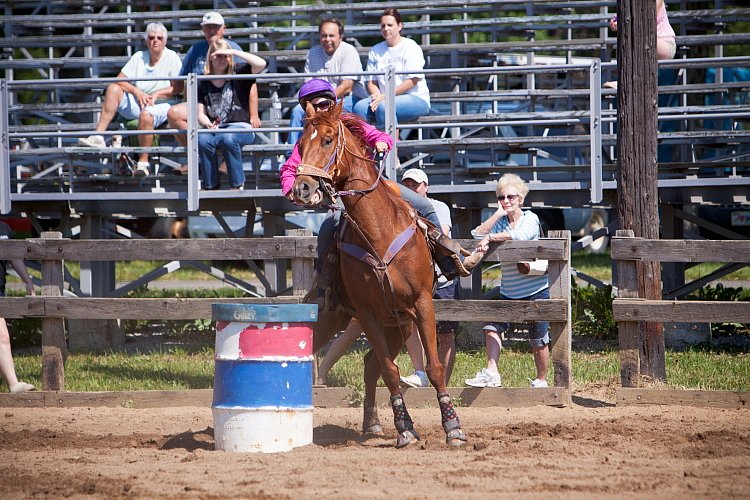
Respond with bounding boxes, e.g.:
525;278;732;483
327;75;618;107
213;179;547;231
201;12;225;26
482;324;498;332
401;168;429;185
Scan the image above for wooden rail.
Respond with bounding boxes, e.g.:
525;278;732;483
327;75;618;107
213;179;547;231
611;230;750;388
0;231;572;404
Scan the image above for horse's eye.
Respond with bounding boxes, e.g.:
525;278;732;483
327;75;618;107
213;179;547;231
323;137;333;147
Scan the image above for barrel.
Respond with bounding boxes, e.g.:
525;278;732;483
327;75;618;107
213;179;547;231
211;303;317;453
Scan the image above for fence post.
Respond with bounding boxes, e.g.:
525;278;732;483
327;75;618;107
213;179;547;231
40;231;67;391
615;229;640;387
547;230;572;402
288;229;315;297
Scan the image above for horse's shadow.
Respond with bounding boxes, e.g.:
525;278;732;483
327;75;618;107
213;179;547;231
313;424;391;448
161;427;215;452
160;425;387;451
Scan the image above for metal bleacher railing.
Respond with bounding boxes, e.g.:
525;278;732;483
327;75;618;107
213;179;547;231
1;0;748;218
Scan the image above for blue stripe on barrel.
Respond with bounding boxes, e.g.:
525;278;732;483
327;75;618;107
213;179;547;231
213;359;313;408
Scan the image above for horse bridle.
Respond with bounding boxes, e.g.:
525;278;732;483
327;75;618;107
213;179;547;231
295;120;387;204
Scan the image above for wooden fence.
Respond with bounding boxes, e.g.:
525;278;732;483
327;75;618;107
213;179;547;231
611;230;750;407
0;231;572;407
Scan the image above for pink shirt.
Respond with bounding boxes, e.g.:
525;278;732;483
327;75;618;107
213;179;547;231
279;121;394;195
656;3;676;41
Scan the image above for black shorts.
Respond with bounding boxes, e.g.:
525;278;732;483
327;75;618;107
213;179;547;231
434;280;458;334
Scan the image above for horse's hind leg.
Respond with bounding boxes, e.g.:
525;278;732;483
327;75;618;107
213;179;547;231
361;349;383;435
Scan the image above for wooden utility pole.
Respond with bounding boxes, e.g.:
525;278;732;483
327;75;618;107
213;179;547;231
616;0;665;381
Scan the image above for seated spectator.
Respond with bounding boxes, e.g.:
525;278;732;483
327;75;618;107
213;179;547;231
288;18;367;144
78;22;182;176
605;0;676;89
168;12;244;152
353;8;430;130
0;221;36;394
196;41;266;190
465;324;504;388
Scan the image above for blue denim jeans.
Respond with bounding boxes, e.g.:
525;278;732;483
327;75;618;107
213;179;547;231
288;95;359;144
316;183;440;261
352;94;430;130
497;287;551;347
198;122;254;189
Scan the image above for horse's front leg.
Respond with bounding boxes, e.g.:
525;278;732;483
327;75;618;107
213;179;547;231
359;316;419;448
415;295;467;447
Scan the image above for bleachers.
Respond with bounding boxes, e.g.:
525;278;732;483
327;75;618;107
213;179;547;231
2;0;749;217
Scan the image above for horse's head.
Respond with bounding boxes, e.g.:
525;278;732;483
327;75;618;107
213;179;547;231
291;101;367;207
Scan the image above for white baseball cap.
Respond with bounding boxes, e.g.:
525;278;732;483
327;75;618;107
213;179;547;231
482;324;498;332
201;12;225;26
401;168;429;185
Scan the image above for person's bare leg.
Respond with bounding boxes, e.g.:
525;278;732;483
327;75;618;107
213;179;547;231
404;326;426;373
485;332;502;373
137;110;155;164
0;318;20;390
95;84;125;132
167;103;188;147
316;319;362;385
437;332;456;385
532;345;550;382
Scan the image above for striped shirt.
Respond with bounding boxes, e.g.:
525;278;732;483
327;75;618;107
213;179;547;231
473;210;549;299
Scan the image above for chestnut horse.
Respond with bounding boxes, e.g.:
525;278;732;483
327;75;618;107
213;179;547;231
291;102;467;448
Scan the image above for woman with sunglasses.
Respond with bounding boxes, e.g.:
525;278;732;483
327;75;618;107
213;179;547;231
467;173;551;389
196;39;266;190
279;79;481;311
77;22;182;175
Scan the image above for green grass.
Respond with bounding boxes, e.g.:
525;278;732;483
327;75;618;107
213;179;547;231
6;345;747;393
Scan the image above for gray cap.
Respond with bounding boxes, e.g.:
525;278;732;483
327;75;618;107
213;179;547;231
482;324;498;332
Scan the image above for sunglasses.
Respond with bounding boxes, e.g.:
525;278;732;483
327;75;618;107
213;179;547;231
497;194;519;202
312;99;334;112
147;35;164;41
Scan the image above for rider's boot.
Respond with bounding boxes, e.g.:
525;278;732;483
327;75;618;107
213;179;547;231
427;227;485;281
304;249;339;312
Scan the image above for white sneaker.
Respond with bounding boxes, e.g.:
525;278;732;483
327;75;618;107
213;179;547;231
77;135;106;148
400;371;429;388
135;161;150;176
10;381;35;393
530;378;548;388
465;368;502;388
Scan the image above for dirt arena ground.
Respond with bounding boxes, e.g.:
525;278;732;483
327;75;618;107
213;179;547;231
1;386;749;499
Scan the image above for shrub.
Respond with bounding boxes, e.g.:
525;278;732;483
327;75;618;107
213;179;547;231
571;282;617;340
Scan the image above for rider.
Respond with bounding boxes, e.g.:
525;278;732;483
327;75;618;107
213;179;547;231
279;79;481;309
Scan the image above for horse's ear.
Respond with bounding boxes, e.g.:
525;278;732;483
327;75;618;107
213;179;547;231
304;101;315;119
334;100;344;116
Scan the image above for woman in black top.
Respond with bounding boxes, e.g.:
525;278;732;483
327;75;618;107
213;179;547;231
197;39;266;189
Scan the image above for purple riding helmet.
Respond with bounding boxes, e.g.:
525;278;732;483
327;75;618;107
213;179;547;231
298;79;337;107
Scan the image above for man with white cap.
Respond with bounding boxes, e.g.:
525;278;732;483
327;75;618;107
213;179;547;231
399;168;460;388
167;11;245;147
465;324;503;387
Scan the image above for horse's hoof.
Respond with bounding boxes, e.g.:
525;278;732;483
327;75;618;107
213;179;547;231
445;428;467;447
363;424;384;436
396;429;419;448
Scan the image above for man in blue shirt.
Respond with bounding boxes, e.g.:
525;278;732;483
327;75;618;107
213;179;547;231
167;12;243;147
